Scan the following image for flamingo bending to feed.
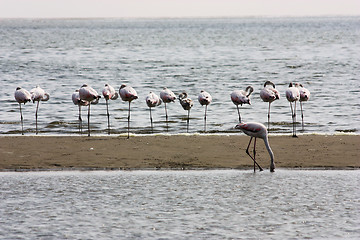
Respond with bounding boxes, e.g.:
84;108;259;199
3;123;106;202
79;84;101;136
102;84;119;135
119;84;138;138
198;90;212;132
298;84;310;130
235;122;275;172
260;81;280;130
14;87;31;135
146;92;162;131
160;87;176;130
178;92;193;133
231;86;253;123
285;82;300;137
30;86;50;135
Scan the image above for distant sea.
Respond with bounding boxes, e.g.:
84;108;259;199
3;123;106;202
1;16;359;135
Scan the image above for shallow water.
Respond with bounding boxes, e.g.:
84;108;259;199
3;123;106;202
0;17;359;135
0;170;359;239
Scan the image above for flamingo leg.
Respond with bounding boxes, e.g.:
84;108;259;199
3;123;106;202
19;103;24;135
253;138;256;172
149;107;153;132
245;137;263;172
164;102;168;122
164;102;169;132
268;102;271;131
289;102;297;137
300;101;304;130
106;99;110;135
187;109;190;133
35;100;40;135
294;101;297;137
87;104;91;137
78;105;82;134
236;105;241;123
127;101;131;139
204;105;207;132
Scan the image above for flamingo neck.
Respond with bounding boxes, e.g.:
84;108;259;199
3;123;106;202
263;136;274;167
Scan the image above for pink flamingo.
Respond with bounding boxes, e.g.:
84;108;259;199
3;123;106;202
178;92;193;133
102;84;119;135
198;90;212;132
79;84;101;136
160;87;176;130
30;86;50;135
235;122;275;172
298;84;311;130
230;86;254;123
72;89;90;134
14;87;31;135
119;84;138;138
260;81;280;130
146;92;162;131
285;82;300;137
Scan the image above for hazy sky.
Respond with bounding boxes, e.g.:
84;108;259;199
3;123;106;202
0;0;359;18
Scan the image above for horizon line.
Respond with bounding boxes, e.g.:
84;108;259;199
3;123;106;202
1;14;359;20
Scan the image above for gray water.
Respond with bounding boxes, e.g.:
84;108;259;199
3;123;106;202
1;17;360;135
0;170;359;239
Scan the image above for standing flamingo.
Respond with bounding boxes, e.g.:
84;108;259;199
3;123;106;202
285;82;300;137
260;81;280;130
14;87;31;135
119;84;138;139
79;84;101;136
298;84;310;130
102;84;119;135
235;122;275;172
30;86;50;135
160;87;176;130
72;89;90;134
198;90;212;132
178;92;193;133
145;92;162;131
230;86;254;123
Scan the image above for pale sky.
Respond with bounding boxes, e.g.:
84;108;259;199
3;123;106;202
0;0;359;18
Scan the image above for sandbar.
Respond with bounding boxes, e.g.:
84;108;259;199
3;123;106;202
0;135;359;171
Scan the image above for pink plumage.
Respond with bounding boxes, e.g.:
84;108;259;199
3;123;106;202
260;81;280;130
235;122;275;172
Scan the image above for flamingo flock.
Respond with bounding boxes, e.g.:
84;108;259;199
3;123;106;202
14;82;311;172
14;82;310;138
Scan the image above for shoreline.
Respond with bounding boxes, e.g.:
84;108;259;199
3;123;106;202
1;135;359;171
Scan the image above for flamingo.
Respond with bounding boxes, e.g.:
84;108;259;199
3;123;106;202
285;82;300;137
235;122;275;172
14;87;31;135
79;84;101;136
260;81;280;130
119;84;138;139
230;86;254;123
178;92;193;133
102;84;119;135
298;84;310;130
72;89;90;134
145;92;162;131
30;86;50;135
198;90;212;132
160;87;176;130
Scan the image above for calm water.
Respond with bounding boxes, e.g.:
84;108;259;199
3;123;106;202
0;170;359;239
0;17;359;135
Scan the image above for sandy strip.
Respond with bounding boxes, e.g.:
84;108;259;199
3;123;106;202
0;135;359;171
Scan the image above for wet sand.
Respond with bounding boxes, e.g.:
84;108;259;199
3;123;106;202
0;135;359;171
